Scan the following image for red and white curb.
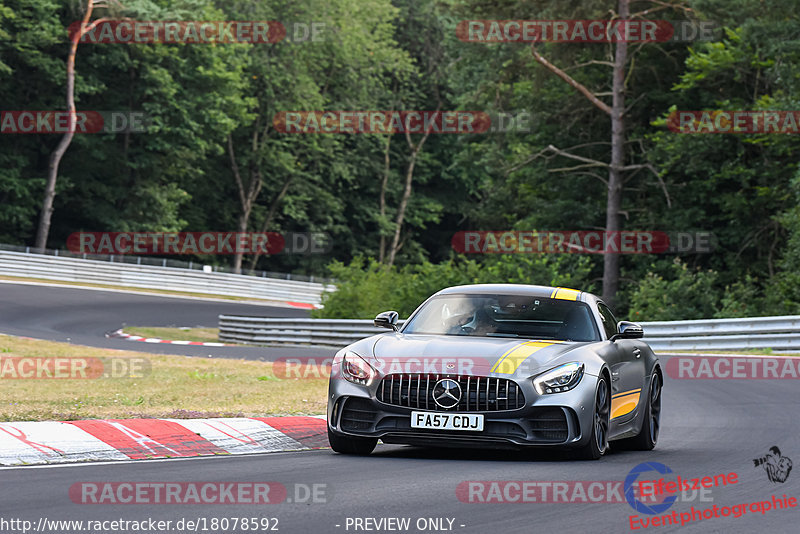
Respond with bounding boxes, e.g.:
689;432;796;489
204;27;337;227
286;301;316;310
106;329;230;347
0;415;328;466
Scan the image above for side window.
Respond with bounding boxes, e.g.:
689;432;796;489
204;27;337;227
596;302;618;339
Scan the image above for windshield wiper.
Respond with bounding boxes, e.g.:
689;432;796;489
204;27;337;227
485;332;521;338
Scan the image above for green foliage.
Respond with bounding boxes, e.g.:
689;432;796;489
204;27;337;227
769;170;800;315
313;254;593;319
0;0;67;242
2;0;800;318
716;276;773;318
0;2;14;76
629;260;720;321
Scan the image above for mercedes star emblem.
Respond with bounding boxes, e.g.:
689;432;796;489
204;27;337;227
432;378;462;409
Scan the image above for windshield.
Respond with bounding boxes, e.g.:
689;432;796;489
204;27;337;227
402;294;601;341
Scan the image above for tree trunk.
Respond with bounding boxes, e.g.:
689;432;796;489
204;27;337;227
386;105;440;267
246;175;293;271
386;152;418;267
603;0;629;306
228;133;262;274
35;1;95;251
386;131;432;266
233;209;250;272
378;134;391;263
529;2;634;305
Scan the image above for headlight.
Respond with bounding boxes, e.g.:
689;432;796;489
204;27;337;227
532;362;584;394
341;351;377;386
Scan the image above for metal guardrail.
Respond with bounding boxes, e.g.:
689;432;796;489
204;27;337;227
218;317;406;347
0;243;331;283
641;315;800;351
0;250;334;306
218;315;800;351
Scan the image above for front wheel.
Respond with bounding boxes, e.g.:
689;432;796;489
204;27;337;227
574;377;610;460
327;428;377;455
619;372;662;451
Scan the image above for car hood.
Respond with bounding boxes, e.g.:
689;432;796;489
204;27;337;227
368;333;594;378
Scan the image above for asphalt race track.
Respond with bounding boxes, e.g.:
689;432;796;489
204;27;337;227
1;374;798;533
0;281;331;360
1;282;799;533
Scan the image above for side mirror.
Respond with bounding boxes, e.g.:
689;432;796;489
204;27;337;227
374;311;399;331
611;321;644;341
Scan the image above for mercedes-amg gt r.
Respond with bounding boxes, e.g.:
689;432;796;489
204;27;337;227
327;284;662;460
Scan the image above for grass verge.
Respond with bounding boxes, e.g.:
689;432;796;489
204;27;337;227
0;334;327;421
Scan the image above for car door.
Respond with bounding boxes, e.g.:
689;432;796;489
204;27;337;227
597;302;647;422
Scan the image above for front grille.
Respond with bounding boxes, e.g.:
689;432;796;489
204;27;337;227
340;398;377;431
377;374;525;412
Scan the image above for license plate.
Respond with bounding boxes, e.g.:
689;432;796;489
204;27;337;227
410;411;484;431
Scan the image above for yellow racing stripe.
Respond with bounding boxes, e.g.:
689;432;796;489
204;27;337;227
491;341;561;374
610;389;641;419
551;287;581;301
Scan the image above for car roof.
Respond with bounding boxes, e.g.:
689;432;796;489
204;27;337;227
434;284;596;302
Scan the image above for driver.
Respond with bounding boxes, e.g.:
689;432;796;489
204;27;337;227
441;298;476;333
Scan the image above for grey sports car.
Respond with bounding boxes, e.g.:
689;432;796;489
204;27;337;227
326;284;662;460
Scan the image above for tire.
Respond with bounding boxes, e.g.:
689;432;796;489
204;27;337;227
574;377;610;460
620;372;662;451
327;427;378;455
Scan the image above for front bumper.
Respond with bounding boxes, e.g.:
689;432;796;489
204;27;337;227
327;372;599;449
